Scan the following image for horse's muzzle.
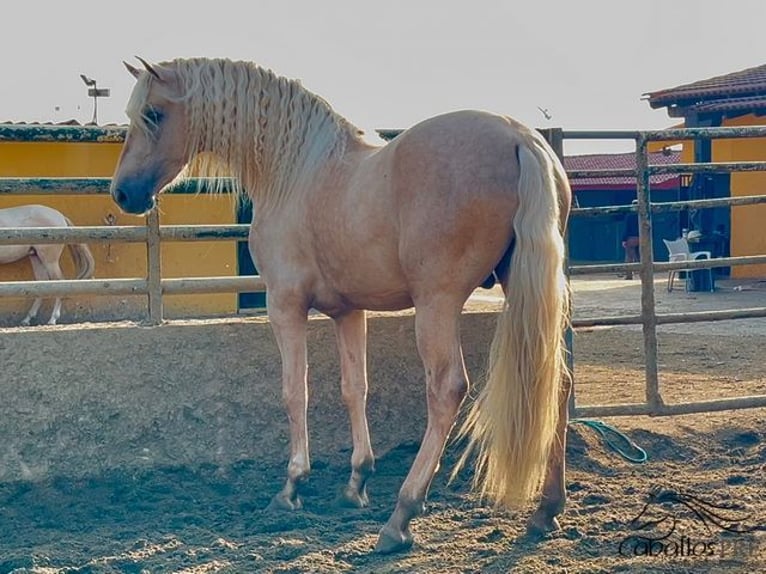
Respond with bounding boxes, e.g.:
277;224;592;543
111;179;157;215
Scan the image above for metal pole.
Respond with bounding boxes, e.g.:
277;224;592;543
636;136;663;411
540;127;577;417
92;82;98;125
146;208;163;324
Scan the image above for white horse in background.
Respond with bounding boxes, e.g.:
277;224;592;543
0;204;95;325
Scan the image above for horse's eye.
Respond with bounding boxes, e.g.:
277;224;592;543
143;107;164;128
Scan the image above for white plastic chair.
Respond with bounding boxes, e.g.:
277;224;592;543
662;238;713;292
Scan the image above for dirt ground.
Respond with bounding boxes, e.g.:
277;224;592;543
1;274;765;573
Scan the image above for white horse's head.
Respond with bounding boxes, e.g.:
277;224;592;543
111;58;188;214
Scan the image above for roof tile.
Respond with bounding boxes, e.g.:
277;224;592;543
644;64;766;116
565;150;681;190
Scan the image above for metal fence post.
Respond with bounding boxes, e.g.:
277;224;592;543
540;127;577;417
635;136;662;411
146;207;163;324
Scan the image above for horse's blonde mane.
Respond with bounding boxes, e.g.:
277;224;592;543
129;58;362;204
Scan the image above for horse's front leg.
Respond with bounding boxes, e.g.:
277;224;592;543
48;296;63;326
20;298;43;326
267;297;310;511
526;371;572;537
44;260;65;325
334;310;375;508
376;300;468;553
21;254;49;326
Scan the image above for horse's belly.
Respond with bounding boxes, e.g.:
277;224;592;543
311;285;413;316
0;245;31;264
345;290;414;312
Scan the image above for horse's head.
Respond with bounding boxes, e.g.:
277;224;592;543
111;58;188;214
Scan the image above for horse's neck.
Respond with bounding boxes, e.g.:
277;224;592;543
186;64;366;206
245;122;363;209
247;137;374;224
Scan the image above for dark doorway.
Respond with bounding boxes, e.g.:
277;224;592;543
237;198;267;310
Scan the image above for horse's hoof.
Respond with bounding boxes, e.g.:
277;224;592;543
374;524;413;554
337;485;369;509
267;493;303;512
525;515;561;539
20;319;31;327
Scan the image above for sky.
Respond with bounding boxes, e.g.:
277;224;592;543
2;0;765;155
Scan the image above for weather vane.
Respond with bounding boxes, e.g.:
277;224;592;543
80;74;110;125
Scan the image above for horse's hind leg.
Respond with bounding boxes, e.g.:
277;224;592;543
526;371;572;537
20;254;49;326
376;299;468;554
37;247;65;325
334;310;375;508
267;298;311;511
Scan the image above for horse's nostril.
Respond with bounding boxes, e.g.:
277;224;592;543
114;188;128;206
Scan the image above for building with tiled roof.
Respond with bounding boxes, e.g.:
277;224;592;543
565;150;680;190
564;151;683;264
645;63;766;279
644;64;766;119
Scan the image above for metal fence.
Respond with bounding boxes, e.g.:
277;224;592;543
0;124;263;324
2;123;766;418
561;126;766;417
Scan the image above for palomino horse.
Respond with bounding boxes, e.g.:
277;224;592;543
111;57;572;553
0;204;95;325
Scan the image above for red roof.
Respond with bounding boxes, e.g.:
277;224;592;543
692;94;766;114
564;150;681;191
644;64;766;117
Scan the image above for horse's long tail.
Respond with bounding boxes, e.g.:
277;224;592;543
64;217;96;280
455;131;570;508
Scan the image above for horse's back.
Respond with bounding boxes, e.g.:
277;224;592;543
0;205;70;264
0;204;68;227
382;110;530;207
261;110;548;313
389;109;532;161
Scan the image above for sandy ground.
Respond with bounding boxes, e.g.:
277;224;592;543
1;274;765;573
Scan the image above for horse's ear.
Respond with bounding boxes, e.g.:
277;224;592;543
135;56;162;81
124;61;141;79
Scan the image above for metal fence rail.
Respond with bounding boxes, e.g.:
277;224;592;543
2;124;766;420
0;158;248;318
0;224;250;244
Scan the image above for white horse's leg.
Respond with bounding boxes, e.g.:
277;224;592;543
38;250;65;325
21;254;48;326
376;299;468;553
267;296;310;511
45;261;64;325
334;310;375;508
20;299;43;326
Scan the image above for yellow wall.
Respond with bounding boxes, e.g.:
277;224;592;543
668;116;766;278
714;115;766;278
0;139;239;324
